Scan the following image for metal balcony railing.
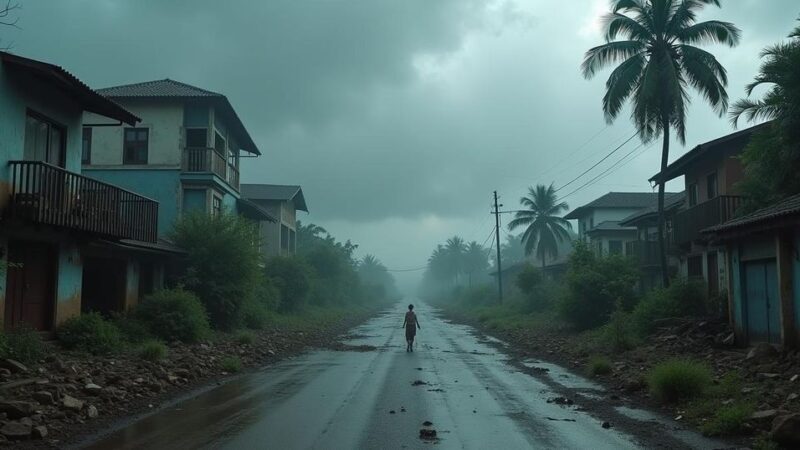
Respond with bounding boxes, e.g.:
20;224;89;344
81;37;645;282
182;147;240;190
7;161;158;242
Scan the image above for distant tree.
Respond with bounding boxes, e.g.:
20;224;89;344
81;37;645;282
463;241;489;286
0;1;20;50
582;0;740;286
499;233;525;266
731;19;800;210
508;184;572;268
444;236;467;284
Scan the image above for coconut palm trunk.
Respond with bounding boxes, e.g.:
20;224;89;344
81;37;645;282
658;117;670;287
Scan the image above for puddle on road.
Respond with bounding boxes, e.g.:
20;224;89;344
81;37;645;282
521;359;605;391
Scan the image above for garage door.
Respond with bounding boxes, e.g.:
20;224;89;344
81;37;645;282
744;259;780;344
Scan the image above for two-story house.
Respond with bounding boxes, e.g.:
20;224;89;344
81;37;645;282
241;184;308;257
649;123;769;298
83;79;273;237
565;192;668;256
0;52;166;331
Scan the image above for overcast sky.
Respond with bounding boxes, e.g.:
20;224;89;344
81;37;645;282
6;0;797;291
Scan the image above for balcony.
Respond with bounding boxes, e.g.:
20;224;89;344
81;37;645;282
7;161;158;242
626;240;661;267
672;195;743;246
182;147;240;191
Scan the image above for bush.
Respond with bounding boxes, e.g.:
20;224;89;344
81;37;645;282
587;355;612;376
2;325;47;362
648;359;711;403
631;278;707;336
700;401;754;436
57;312;123;355
264;256;311;312
602;307;637;351
110;313;153;344
171;211;262;330
137;340;168;362
558;241;637;330
135;288;211;343
220;356;242;373
516;264;542;293
234;330;256;345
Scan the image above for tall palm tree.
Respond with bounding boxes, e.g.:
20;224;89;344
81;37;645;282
463;241;488;287
444;236;467;284
582;0;740;286
508;184;572;268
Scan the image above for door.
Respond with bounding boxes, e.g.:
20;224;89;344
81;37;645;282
744;259;781;344
81;257;127;315
5;241;56;331
707;252;719;297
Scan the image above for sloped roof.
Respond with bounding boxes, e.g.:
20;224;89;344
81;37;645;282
237;198;278;223
0;51;139;125
565;192;670;220
703;193;800;235
649;122;771;184
97;79;260;155
586;220;636;234
241;184;308;212
619;192;686;226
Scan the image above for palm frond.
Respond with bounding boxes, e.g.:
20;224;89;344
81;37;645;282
678;20;741;47
582;40;645;79
603;52;646;121
603;12;652;41
680;45;728;115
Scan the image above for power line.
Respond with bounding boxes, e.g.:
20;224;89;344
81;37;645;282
527;125;610;181
386;265;429;273
554;132;639;194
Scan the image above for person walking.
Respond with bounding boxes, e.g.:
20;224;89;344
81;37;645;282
402;304;421;352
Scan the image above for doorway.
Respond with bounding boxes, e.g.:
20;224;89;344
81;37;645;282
743;259;781;344
5;241;56;331
81;257;127;315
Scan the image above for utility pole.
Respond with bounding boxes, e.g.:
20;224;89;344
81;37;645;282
493;191;503;304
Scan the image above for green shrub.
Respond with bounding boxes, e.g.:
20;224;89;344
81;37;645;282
700;401;754;436
171;211;262;330
110;313;153;343
137;340;168;362
220;356;242;373
516;264;542;293
558;241;637;330
136;288;211;343
57;312;123;355
264;256;311;312
587;355;612;376
602;307;637;351
2;325;47;362
631;278;707;336
648;359;712;403
234;330;256;345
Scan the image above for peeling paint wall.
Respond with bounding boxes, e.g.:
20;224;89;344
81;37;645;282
55;243;83;325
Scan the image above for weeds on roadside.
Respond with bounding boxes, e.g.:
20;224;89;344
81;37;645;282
220;356;243;373
1;325;48;362
235;330;256;345
57;313;123;355
587;355;612;376
699;401;754;436
138;340;168;362
648;359;711;403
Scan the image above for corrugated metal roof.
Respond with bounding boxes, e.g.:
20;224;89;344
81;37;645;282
565;192;672;220
704;193;800;233
0;51;139;125
97;79;221;98
241;184;308;212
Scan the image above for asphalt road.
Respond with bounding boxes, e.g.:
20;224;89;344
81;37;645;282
82;302;727;449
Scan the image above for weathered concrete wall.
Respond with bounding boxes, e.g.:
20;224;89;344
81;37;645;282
55;243;83;326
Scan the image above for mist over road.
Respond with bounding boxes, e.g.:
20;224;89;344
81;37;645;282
82;303;724;449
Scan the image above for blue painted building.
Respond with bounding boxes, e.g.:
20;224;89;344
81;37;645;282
0;51;171;331
704;193;800;347
82;79;273;237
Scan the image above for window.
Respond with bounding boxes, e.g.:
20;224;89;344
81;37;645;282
589;216;594;230
82;127;92;164
707;172;718;200
24;111;65;166
214;131;225;156
124;128;149;164
211;196;222;216
609;240;623;255
596;240;603;254
281;224;290;253
688;183;698;207
289;229;296;254
186;128;208;147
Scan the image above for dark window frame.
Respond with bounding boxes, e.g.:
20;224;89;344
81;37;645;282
688;183;699;207
24;109;67;167
609;240;623;255
706;172;718;200
185;127;208;148
211;195;222;216
123;127;149;165
82;127;92;164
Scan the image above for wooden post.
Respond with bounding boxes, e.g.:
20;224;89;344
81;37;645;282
776;230;796;348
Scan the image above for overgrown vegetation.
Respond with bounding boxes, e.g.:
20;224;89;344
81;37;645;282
57;312;124;355
648;359;712;403
235;330;256;345
264;256;311;312
0;325;47;362
587;355;612;377
135;288;211;343
220;356;243;373
137;340;168;362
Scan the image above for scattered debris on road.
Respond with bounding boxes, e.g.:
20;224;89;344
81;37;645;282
411;380;428;386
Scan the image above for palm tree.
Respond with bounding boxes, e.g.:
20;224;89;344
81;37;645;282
444;236;467;284
508;184;572;268
582;0;740;286
463;241;488;287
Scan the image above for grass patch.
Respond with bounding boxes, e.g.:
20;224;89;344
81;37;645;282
752;434;780;450
648;359;711;403
234;330;256;345
137;340;168;362
220;356;243;373
699;401;754;436
1;325;48;362
587;355;612;376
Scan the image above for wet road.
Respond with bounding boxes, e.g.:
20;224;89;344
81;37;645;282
82;303;725;449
